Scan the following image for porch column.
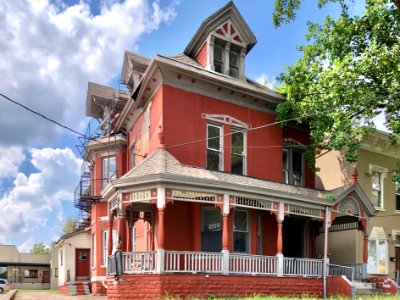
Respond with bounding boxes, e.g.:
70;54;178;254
126;218;132;252
156;187;166;273
107;212;114;256
362;232;369;279
276;202;285;277
221;194;230;275
323;206;332;300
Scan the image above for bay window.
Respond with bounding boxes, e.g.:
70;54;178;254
207;124;223;171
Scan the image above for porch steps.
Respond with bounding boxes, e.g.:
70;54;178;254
353;281;381;297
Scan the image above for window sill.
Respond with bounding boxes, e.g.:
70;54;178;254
395;210;400;214
374;208;385;212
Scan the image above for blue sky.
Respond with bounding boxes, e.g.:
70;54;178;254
0;0;366;252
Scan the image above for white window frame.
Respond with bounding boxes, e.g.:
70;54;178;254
283;147;305;187
102;230;108;267
228;50;239;78
102;155;116;188
206;123;223;171
231;128;246;175
233;209;250;254
367;238;389;275
213;45;224;74
369;164;387;210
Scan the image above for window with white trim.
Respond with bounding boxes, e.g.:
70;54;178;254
207;124;223;171
229;51;239;78
102;230;108;266
213;45;223;74
395;182;400;211
371;171;383;209
233;209;249;253
102;156;116;188
212;39;241;79
231;129;246;175
368;239;388;275
283;148;304;186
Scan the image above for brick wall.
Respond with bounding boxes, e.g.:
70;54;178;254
326;275;352;298
107;274;323;300
92;280;107;295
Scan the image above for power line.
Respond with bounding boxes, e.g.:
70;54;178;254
0;93;86;138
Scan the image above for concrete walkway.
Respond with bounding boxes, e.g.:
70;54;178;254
0;291;106;300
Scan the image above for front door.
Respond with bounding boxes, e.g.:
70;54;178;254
76;249;90;280
395;246;400;281
42;271;49;283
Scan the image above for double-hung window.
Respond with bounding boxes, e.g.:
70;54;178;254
282;148;304;186
207;124;223;171
233;210;249;253
102;230;108;266
213;45;224;74
102;156;116;188
229;51;239;78
231;129;245;175
371;171;383;209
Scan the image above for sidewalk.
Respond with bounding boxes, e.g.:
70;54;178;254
1;291;105;300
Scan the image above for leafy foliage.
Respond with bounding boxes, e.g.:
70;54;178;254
275;0;400;180
30;242;49;254
62;217;79;235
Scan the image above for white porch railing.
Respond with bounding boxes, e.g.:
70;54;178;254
108;251;324;278
164;251;222;273
122;251;157;274
283;257;323;277
229;253;277;275
329;264;355;281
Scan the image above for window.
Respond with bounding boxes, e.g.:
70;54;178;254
213;45;223;74
207;124;223;171
371;171;383;209
201;207;222;252
102;156;116;187
257;212;262;255
132;226;136;252
229;51;239;78
233;210;249;253
231;130;245;175
368;239;388;275
55;268;58;277
24;270;38;278
283;148;304;186
102;230;108;266
60;249;63;266
396;182;400;211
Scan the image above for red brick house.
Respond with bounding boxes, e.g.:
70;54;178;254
74;2;397;298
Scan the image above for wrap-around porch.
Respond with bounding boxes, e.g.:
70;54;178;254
105;186;370;281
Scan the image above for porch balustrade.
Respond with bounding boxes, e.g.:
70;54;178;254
109;250;324;278
229;253;276;275
283;257;323;277
122;251;157;274
164;251;222;273
342;263;363;280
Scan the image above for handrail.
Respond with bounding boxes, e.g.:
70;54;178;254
329;264;355;282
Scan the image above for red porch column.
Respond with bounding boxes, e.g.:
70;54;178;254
126;219;132;252
277;220;283;254
116;216;124;251
158;207;165;249
222;214;229;251
107;212;114;256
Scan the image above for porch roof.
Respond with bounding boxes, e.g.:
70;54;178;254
107;148;347;207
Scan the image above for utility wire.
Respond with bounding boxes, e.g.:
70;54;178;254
0;93;86;138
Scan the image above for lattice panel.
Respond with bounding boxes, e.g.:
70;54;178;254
338;197;360;216
171;189;219;203
234;196;273;211
288;204;323;218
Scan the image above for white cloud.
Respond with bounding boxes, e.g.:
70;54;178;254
253;73;277;90
0;146;26;179
0;147;82;242
18;237;36;253
0;0;178;147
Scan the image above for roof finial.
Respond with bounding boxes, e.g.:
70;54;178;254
158;125;165;149
351;167;358;185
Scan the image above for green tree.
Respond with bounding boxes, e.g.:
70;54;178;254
30;243;49;254
62;217;79;235
274;0;400;179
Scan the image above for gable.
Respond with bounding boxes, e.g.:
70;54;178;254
184;1;256;58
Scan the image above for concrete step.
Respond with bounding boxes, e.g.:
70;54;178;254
353;281;382;297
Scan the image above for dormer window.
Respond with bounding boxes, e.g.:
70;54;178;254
229;51;239;78
214;45;224;74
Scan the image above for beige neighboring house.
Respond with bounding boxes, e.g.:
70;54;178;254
54;228;91;294
0;245;50;290
49;242;58;290
316;130;400;281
